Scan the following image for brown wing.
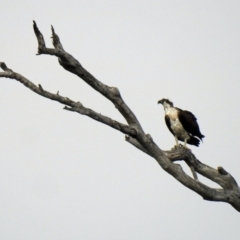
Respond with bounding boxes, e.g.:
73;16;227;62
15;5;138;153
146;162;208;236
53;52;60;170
165;115;175;136
177;109;204;139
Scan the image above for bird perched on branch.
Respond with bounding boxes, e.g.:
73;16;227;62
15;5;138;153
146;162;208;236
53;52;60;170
158;98;205;147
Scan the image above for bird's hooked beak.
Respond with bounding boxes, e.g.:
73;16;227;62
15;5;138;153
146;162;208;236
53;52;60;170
158;99;163;105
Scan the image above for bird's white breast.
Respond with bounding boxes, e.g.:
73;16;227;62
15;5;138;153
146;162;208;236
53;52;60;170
165;108;189;139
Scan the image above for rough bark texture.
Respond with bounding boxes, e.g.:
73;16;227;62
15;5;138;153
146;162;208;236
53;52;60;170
0;21;240;212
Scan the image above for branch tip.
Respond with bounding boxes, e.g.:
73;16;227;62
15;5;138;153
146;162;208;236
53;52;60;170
33;21;39;34
51;25;55;34
33;21;46;50
63;106;73;111
38;84;44;91
0;62;7;70
218;167;228;175
0;62;13;72
50;26;63;50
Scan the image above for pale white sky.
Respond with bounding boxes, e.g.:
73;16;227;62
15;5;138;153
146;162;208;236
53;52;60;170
0;1;240;239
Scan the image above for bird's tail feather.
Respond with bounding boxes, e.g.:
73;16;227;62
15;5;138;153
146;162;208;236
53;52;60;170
188;136;200;147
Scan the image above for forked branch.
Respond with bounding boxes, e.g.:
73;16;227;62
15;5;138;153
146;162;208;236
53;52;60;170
0;21;239;212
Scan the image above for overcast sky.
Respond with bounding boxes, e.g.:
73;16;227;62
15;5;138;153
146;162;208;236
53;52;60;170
0;1;240;239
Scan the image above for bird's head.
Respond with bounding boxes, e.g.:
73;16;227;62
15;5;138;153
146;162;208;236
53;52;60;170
158;98;174;107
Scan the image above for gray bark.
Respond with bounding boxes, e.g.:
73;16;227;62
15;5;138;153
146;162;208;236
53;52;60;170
0;21;239;212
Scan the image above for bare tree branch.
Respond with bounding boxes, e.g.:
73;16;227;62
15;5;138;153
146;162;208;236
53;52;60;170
0;63;136;137
33;21;142;128
126;134;239;188
0;21;240;212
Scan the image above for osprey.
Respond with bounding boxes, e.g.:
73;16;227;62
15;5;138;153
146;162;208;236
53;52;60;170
158;98;205;147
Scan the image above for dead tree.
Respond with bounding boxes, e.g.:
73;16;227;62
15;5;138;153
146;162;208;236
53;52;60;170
0;21;240;212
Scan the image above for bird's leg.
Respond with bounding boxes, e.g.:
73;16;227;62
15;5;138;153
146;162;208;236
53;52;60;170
175;136;179;147
183;139;189;149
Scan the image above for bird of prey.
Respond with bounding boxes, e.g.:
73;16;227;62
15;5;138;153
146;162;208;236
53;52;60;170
158;98;205;147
